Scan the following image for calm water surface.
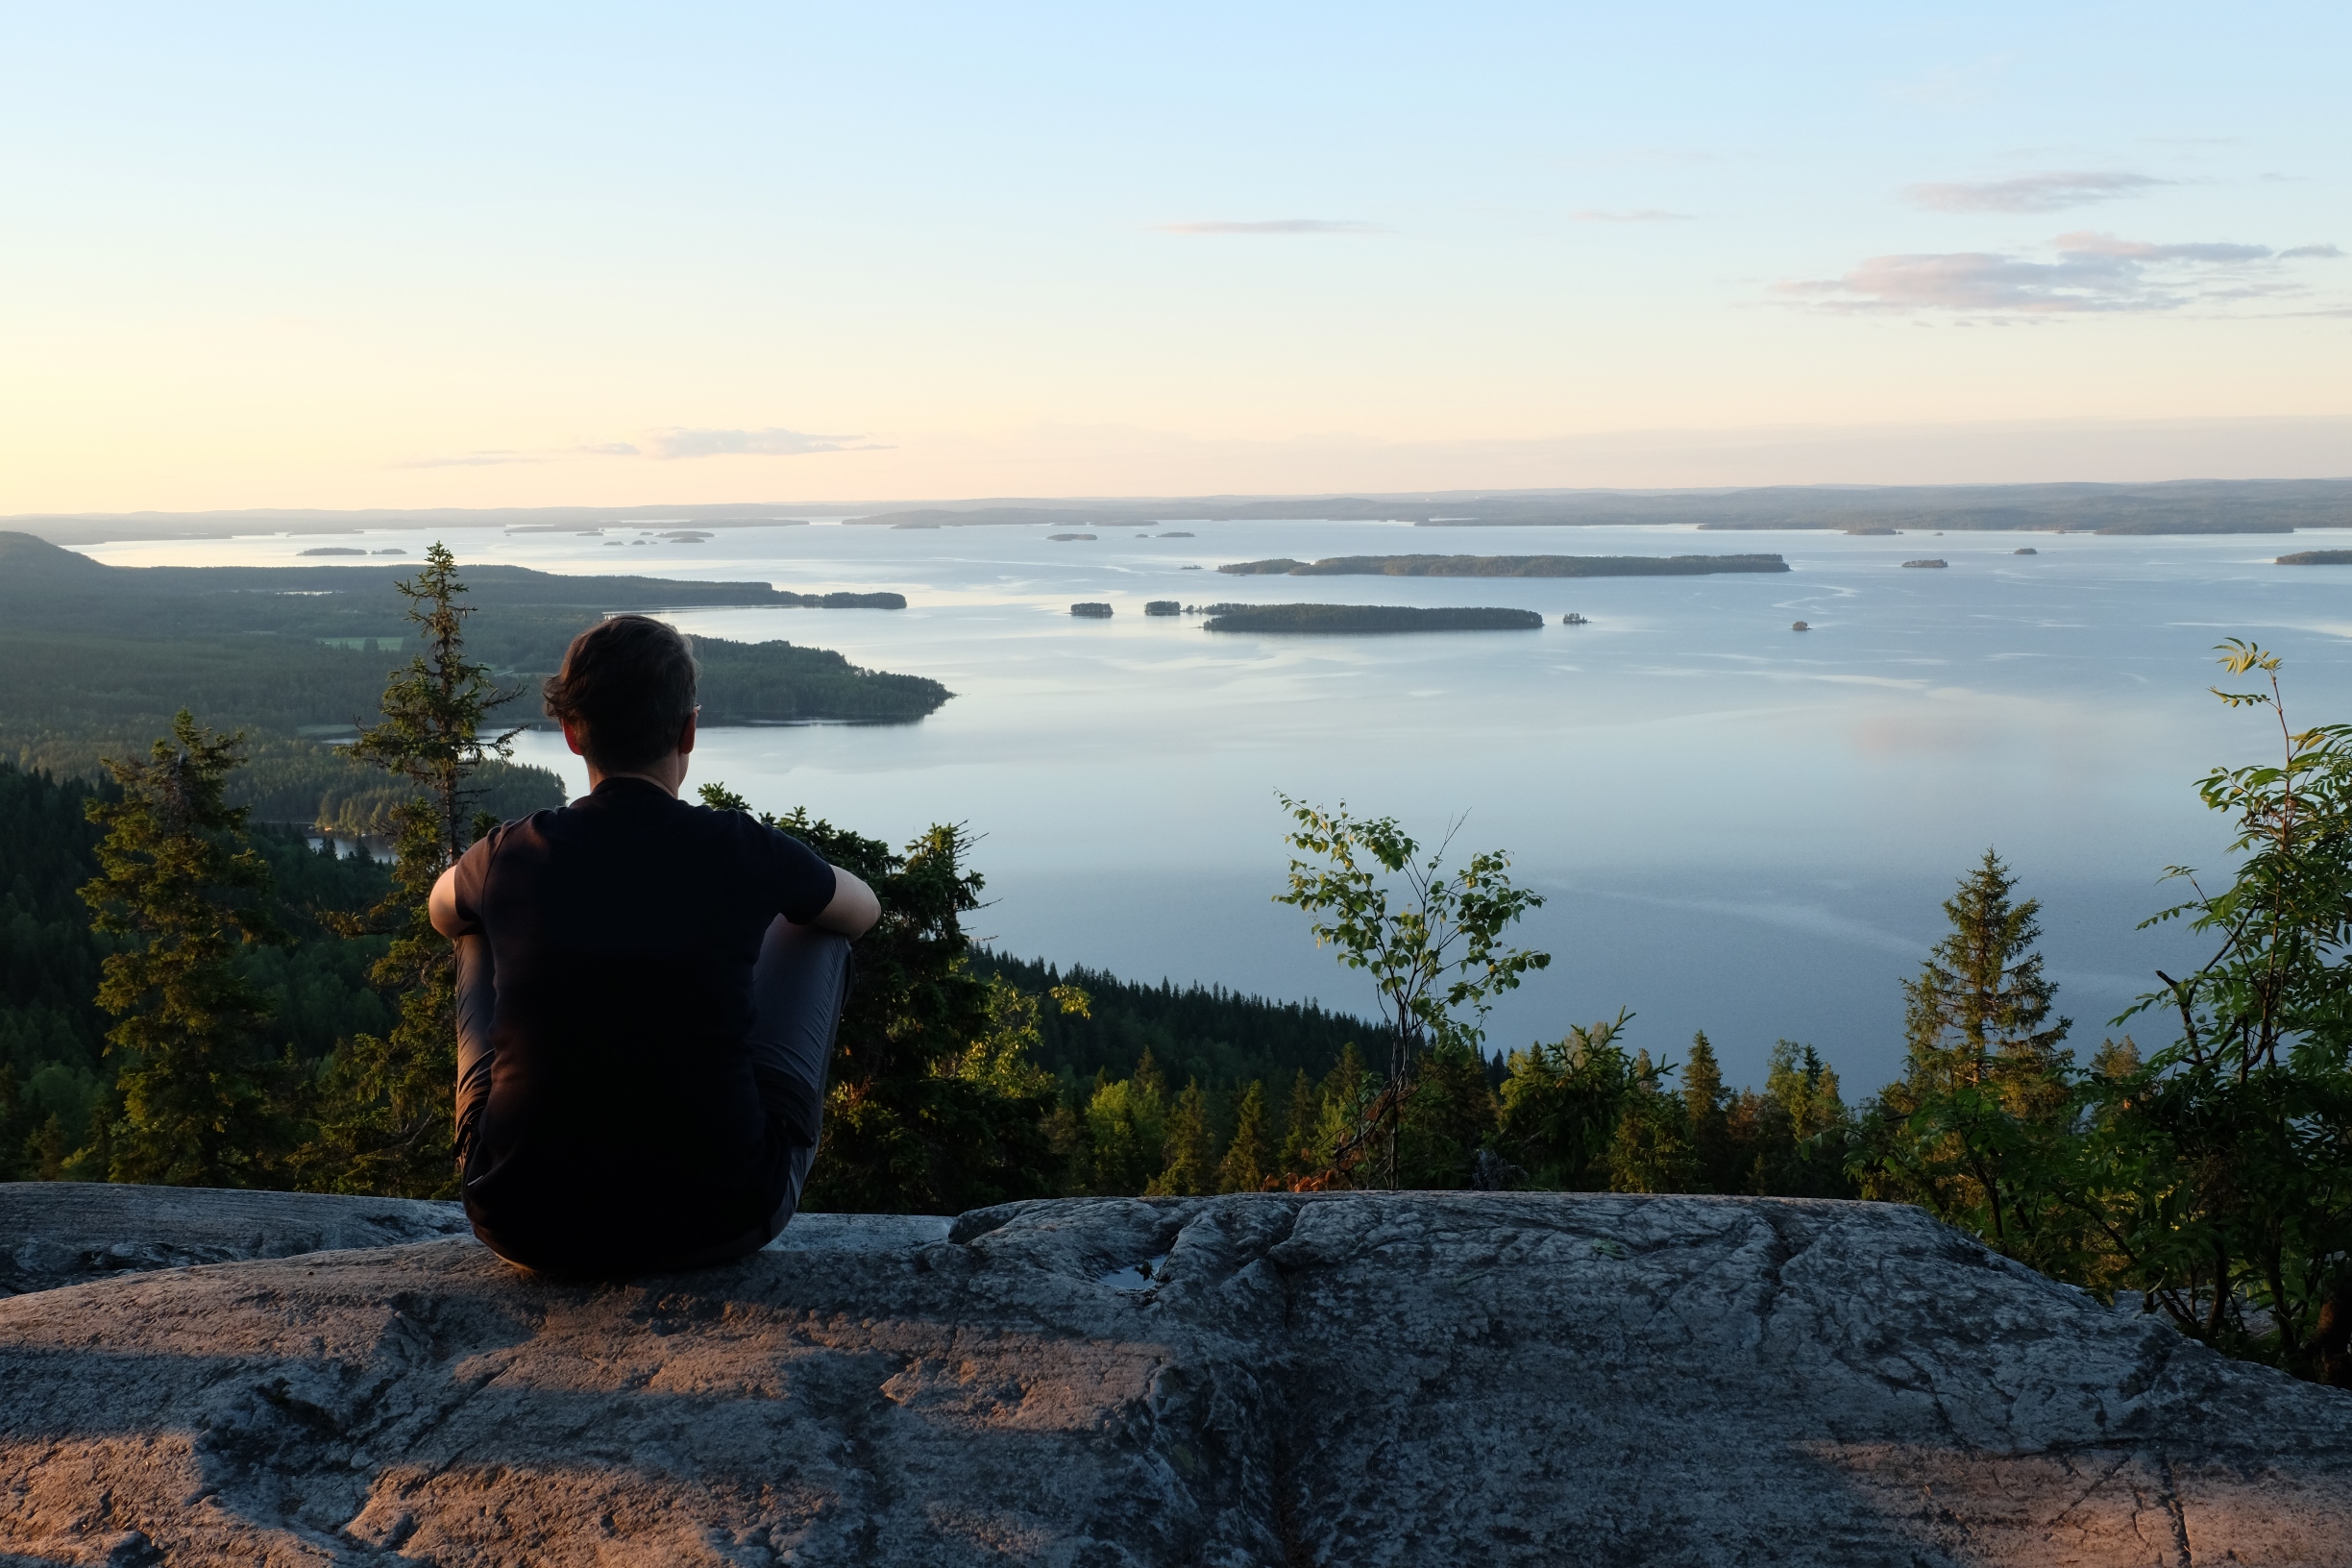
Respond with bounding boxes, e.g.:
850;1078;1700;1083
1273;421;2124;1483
86;520;2352;1091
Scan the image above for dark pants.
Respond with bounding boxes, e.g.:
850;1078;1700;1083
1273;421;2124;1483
453;918;852;1272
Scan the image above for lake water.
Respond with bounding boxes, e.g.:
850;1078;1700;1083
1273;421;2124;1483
82;519;2352;1095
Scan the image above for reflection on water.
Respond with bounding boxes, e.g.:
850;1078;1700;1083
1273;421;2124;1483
89;520;2352;1090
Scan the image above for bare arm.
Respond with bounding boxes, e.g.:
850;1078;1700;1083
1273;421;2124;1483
812;864;881;937
429;864;470;938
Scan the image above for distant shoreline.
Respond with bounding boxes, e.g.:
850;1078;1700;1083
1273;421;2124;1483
12;478;2346;547
1218;552;1790;579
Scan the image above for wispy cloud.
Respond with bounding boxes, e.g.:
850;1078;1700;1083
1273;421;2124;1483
1906;170;2168;213
1571;208;1694;224
1778;231;2335;316
576;441;640;456
645;427;876;458
2282;243;2345;259
1152;219;1381;235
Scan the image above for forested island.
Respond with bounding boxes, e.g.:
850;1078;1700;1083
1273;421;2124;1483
1202;604;1544;633
2278;551;2352;565
0;532;946;832
1218;552;1790;578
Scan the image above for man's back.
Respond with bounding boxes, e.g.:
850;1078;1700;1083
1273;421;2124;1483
452;777;838;1271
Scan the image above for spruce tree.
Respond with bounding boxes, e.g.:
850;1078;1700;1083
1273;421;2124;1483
305;544;519;1197
1398;1040;1500;1188
346;542;525;872
1215;1080;1271;1193
1681;1031;1730;1190
1150;1079;1215;1195
1278;1066;1320;1177
1904;850;2070;1096
80;712;290;1186
1605;1047;1696;1193
1859;849;2073;1254
1756;1041;1854;1197
1310;1043;1370;1182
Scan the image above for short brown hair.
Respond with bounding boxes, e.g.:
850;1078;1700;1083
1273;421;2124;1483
541;615;698;772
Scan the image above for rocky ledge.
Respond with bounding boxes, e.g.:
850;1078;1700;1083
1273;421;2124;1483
2;1186;2349;1566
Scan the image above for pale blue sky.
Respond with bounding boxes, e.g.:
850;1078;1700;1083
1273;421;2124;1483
2;2;2344;509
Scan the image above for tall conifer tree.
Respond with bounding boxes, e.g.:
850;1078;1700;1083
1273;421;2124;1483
1858;849;2073;1253
1279;1067;1320;1177
1150;1079;1215;1196
80;711;289;1186
306;544;519;1196
1681;1031;1730;1188
1216;1080;1272;1192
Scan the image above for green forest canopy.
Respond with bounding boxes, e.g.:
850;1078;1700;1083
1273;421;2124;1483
0;763;396;1171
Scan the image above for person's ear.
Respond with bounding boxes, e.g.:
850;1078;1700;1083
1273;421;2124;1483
561;720;587;757
677;707;698;757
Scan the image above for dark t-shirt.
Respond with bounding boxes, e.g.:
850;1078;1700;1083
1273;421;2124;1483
449;777;837;1270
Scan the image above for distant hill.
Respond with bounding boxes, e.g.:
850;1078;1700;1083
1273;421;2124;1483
0;532;111;581
972;951;1380;1091
844;482;2347;535
15;479;2349;544
0;534;951;828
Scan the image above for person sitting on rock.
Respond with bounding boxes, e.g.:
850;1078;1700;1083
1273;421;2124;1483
428;614;879;1275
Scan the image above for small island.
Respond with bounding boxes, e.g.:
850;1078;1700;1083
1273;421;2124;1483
297;546;369;556
1561;613;1588;625
2014;548;2039;555
1843;527;1898;536
1901;559;1949;569
775;590;907;609
1792;621;1811;631
1202;603;1544;634
1070;601;1114;618
1143;600;1180;616
1219;553;1790;578
1158;530;1195;538
1047;533;1098;542
2277;551;2352;565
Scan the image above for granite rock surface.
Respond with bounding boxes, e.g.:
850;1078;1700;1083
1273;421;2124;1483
0;1184;469;1299
2;1185;2349;1566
